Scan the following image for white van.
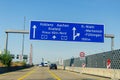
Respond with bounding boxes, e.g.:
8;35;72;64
44;62;48;67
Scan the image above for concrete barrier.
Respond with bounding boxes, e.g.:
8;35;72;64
58;66;120;79
0;66;33;74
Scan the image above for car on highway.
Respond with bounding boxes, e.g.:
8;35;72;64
44;62;48;67
39;62;48;67
49;63;57;70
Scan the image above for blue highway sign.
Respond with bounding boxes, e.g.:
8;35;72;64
30;21;104;42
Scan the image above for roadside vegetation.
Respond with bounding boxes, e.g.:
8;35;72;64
0;50;12;67
0;50;26;67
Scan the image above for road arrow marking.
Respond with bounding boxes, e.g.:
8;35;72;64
33;25;37;38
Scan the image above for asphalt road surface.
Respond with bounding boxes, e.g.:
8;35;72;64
0;66;111;80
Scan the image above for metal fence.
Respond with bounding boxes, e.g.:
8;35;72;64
62;49;120;69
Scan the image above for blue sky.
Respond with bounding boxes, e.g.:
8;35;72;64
0;0;120;64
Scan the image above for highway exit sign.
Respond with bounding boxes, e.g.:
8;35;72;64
30;21;104;42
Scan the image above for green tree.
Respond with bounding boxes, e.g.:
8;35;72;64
0;50;12;67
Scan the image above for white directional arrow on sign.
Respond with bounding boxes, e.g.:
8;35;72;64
33;25;37;38
52;35;56;39
76;33;80;37
72;27;80;40
72;27;76;40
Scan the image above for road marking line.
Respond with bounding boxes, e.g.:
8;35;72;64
48;70;61;80
17;69;35;80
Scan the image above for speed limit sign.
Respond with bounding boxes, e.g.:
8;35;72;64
80;52;85;58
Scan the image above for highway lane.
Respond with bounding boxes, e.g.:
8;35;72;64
0;66;111;80
23;67;55;80
0;67;55;80
48;68;111;80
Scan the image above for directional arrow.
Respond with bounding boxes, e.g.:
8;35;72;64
72;27;76;40
76;33;80;37
33;25;37;38
72;27;80;40
72;27;76;31
52;35;56;39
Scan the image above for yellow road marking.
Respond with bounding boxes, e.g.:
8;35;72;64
48;70;61;80
17;69;35;80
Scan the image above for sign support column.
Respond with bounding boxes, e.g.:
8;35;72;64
5;32;8;52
